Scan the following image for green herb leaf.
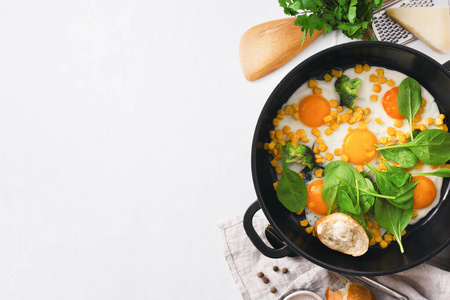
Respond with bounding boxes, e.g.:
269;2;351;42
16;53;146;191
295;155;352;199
374;197;413;253
380;147;417;169
382;162;411;187
412;169;450;177
377;129;450;165
397;77;422;139
276;145;308;212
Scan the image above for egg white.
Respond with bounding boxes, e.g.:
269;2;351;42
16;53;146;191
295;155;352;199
274;65;445;224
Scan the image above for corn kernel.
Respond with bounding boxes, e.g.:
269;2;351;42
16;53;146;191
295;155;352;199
325;153;333;161
316;158;324;164
268;141;275;150
375;236;383;243
378;76;387;84
369;238;376;246
426;117;433;125
329;99;338;108
336;106;344;112
314;169;323;178
299;219;309;227
315;154;323;159
330;122;339;131
421;98;427;108
323;115;333;123
286;132;295;141
405;132;411;139
412;210;418;218
275;130;283;140
376;68;384;76
324;73;332;82
306;226;313;234
356;165;364;172
369;74;378;82
292;112;299;120
366;220;373;229
325;127;333;136
441;124;449;131
439;114;445;120
313;87;322;95
272;148;278;156
301;137;309;143
363;64;371;72
420;124;427;131
311;128;321;137
330;111;338;119
354;112;363;122
384;234;393;242
284;105;293;115
402;229;406;236
372;220;379;229
313;146;320;154
334;148;342;156
282;126;291;134
264;143;269;150
380;240;388;248
341;154;349;162
348;117;356;125
387;79;395;87
358;123;367;130
370;95;378;101
373;84;381;93
331;69;342;77
270;159;278;167
371;228;381;236
394;119;403;128
436;118;444;126
363;108;371;115
279;140;286;146
277;114;284;120
318;144;328;152
386;127;396;136
417;107;425;115
342;114;349;122
295;208;304;215
354;64;363;73
291;138;299;146
273;181;278;191
308;79;318;88
375;118;384;124
273;118;280;126
413;114;422;123
316;137;324;144
296;129;306;138
275;166;283;174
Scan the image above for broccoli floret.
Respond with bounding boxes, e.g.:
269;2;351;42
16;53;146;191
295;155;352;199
335;75;362;109
284;142;315;169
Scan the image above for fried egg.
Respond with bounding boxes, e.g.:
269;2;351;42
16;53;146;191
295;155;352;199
271;65;446;226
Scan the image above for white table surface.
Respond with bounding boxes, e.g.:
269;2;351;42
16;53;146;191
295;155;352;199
0;1;449;299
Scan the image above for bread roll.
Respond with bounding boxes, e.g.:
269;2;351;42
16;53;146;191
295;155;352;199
314;213;369;257
326;282;376;300
239;18;324;81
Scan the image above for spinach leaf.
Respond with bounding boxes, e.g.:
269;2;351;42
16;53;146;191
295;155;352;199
374;197;413;253
376;129;450;165
412;169;450;177
382;162;411;187
397;77;422;139
366;163;417;209
380;147;417;169
276;145;308;212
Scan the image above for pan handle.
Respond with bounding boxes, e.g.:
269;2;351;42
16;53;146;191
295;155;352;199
443;60;450;71
243;200;295;258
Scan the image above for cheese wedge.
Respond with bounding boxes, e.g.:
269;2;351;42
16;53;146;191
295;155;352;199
386;7;450;53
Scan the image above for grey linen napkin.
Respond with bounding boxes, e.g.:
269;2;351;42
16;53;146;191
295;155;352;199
218;215;450;300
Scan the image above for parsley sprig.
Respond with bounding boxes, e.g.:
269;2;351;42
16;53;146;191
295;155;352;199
278;0;383;40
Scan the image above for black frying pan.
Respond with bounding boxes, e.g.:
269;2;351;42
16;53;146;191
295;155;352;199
244;41;450;276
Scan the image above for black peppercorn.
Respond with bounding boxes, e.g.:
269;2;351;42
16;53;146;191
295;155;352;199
282;267;288;273
270;287;277;293
257;272;264;278
273;266;279;272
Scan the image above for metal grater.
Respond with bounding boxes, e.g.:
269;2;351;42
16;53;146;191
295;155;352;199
372;0;439;45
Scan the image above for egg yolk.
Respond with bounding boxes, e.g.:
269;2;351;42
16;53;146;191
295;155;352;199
382;87;405;120
298;95;331;127
342;129;378;165
306;179;327;215
412;176;437;209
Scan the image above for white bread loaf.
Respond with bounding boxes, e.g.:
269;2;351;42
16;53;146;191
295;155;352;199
326;282;376;300
239;18;324;81
314;213;369;257
386;7;450;53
